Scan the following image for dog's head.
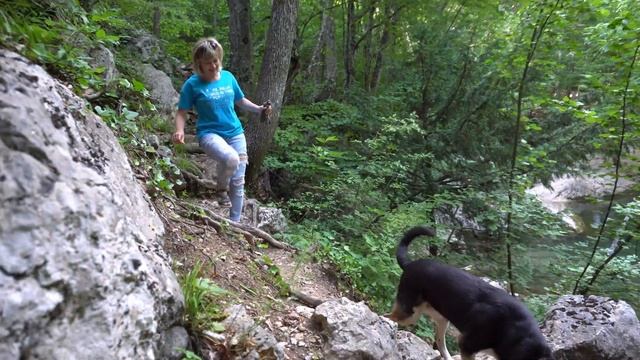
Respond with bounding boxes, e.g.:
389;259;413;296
387;292;427;326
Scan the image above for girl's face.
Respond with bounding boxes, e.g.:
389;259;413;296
199;57;221;81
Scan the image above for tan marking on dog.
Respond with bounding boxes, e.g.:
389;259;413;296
389;302;454;360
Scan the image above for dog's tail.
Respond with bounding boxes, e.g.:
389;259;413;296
396;226;436;270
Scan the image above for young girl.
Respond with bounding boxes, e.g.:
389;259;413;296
173;37;271;222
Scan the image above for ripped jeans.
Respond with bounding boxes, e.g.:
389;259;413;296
199;133;247;222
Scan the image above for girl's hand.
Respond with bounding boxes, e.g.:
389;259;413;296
172;131;185;144
261;101;273;116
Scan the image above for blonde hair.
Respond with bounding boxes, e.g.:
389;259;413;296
192;37;224;75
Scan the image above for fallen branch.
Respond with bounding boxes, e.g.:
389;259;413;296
201;207;295;251
200;216;257;247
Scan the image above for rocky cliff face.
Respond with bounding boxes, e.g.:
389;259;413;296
0;49;184;359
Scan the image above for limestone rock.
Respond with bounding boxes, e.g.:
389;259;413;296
312;297;436;360
542;295;640;360
222;305;286;360
0;49;183;359
140;63;179;115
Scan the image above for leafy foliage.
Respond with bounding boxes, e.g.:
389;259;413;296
180;261;229;332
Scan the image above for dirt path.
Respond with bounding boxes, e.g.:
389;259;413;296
157;192;344;359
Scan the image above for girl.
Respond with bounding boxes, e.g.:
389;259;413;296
173;37;271;222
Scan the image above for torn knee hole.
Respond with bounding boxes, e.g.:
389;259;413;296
232;177;245;187
239;153;248;164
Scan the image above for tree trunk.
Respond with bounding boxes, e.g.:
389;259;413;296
317;13;337;101
245;0;299;187
371;3;398;91
362;3;375;91
212;0;218;29
306;0;332;81
284;33;301;103
306;0;337;101
227;0;254;96
152;6;161;37
344;0;357;89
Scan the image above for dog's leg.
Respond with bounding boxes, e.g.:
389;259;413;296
421;304;453;360
434;317;453;360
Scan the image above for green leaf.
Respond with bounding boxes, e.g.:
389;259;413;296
132;79;146;92
95;28;107;40
210;322;225;333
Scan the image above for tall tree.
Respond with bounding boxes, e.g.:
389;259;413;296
306;0;338;101
245;0;299;186
369;3;392;91
152;5;161;37
344;0;358;89
227;0;254;95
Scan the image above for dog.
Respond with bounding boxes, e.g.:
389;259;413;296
388;226;553;360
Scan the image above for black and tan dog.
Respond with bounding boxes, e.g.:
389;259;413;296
388;226;553;360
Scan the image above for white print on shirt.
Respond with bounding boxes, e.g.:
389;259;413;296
205;86;234;103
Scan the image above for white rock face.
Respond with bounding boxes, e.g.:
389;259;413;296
0;49;184;359
542;295;640;360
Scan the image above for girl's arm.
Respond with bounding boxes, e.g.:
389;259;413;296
235;97;272;115
172;109;188;144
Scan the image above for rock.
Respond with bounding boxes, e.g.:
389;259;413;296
453;353;497;360
157;145;173;158
396;331;441;360
159;326;191;360
257;206;288;234
139;63;179;115
88;44;119;84
296;305;315;319
127;32;163;64
223;305;285;360
542;295;640;360
146;134;161;149
0;49;184;359
312;297;436;360
527;173;636;206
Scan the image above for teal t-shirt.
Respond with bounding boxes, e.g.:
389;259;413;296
178;70;245;139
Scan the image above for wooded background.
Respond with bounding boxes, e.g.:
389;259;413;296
1;0;638;321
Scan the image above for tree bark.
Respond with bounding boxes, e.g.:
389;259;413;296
370;3;399;91
306;0;337;101
317;13;337;101
344;0;357;89
245;0;299;187
284;33;301;103
227;0;254;96
362;3;375;91
152;6;161;37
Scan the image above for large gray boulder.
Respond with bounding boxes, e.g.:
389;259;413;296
0;49;185;359
312;297;439;360
542;295;640;360
140;63;179;115
89;44;119;84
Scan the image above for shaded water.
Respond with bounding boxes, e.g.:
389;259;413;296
525;193;638;291
463;192;639;309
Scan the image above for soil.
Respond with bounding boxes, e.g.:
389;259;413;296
156;187;346;359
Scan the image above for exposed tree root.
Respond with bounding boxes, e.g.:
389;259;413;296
199;207;295;251
181;169;217;190
289;289;324;308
